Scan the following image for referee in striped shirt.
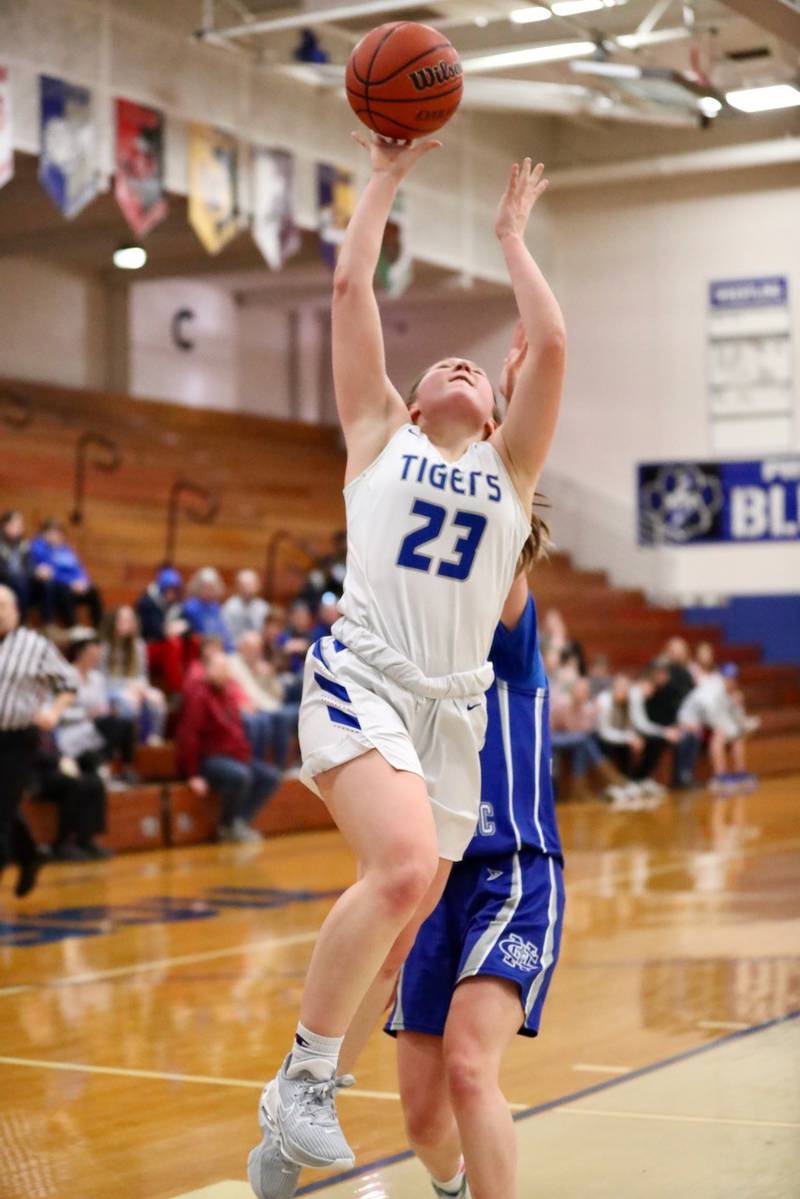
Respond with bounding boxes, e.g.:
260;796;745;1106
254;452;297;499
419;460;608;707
0;584;78;896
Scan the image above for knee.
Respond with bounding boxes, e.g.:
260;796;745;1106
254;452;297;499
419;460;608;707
371;853;437;920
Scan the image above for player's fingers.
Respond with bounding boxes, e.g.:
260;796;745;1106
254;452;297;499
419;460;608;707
351;131;371;150
417;138;443;156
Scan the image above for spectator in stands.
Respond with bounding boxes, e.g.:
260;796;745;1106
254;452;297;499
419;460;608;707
629;665;697;790
229;631;297;768
691;640;717;683
311;592;341;639
549;676;619;799
28;519;103;628
58;632;138;785
274;599;316;700
588;653;612;699
222;569;270;644
541;607;587;675
595;674;660;807
182;567;232;650
30;736;110;861
136;566;193;696
661;636;695;709
679;663;759;793
100;606;167;744
136;565;184;642
177;648;281;843
0;510;32;618
543;645;579;709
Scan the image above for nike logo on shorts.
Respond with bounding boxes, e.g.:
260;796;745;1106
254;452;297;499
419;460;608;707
467;702;481;711
486;868;503;881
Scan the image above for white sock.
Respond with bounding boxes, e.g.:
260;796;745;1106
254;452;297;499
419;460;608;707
432;1162;465;1195
287;1022;343;1080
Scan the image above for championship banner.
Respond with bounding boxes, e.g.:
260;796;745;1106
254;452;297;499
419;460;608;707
251;147;300;270
638;456;800;546
188;123;239;255
317;163;355;269
0;66;13;191
39;74;98;218
376;193;412;297
115;99;168;237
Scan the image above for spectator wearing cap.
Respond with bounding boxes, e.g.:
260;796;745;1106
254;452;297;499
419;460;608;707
28;518;103;627
136;565;184;642
182;567;232;651
222;570;270;645
0;510;33;619
176;647;280;843
136;565;193;696
679;663;759;793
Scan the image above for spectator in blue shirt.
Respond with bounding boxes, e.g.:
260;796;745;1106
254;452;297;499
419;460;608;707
182;567;232;651
28;519;103;627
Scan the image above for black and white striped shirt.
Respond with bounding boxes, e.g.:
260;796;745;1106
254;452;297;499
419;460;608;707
0;628;78;730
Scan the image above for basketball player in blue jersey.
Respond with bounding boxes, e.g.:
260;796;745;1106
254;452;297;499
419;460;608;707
386;568;563;1199
248;131;565;1199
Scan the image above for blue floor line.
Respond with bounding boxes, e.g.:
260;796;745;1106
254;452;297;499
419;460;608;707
295;1006;800;1194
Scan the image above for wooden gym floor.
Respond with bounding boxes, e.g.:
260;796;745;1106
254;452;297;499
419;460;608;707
2;777;799;1199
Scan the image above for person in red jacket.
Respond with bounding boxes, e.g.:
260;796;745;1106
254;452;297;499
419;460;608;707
177;649;280;843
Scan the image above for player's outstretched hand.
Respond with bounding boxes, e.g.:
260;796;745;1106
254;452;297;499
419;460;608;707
495;158;549;241
351;130;441;180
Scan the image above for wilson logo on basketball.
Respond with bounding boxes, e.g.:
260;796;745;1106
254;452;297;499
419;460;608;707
408;60;463;92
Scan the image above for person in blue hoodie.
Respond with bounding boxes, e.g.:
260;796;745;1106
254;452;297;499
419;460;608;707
29;519;103;627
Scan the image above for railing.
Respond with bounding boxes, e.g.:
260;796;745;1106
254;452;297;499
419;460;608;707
165;480;220;563
70;432;122;525
264;529;323;602
0;387;33;429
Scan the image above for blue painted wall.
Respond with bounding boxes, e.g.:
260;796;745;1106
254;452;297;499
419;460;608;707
684;595;800;666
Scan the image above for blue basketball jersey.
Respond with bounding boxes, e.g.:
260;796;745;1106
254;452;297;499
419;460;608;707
463;595;563;862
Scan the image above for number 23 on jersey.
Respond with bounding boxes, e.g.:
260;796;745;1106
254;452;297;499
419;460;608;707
397;498;487;582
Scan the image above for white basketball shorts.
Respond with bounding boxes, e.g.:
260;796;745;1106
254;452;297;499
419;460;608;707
299;635;489;862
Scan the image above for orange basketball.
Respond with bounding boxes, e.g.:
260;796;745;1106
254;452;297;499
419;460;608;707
345;22;463;142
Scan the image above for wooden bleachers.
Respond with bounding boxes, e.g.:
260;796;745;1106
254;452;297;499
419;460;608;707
5;375;799;837
1;375;347;600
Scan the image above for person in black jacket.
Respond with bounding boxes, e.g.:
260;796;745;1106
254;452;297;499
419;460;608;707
0;510;32;619
30;737;111;861
135;565;184;641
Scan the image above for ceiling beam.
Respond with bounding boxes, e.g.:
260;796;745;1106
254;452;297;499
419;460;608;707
718;0;800;51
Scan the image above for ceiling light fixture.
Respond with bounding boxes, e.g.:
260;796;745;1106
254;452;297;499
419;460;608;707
509;5;552;23
571;59;642;79
698;95;722;117
462;41;597;73
616;26;690;49
113;245;147;270
725;83;800;113
551;0;606;15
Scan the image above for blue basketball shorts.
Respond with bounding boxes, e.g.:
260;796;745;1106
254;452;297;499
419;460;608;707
386;848;565;1039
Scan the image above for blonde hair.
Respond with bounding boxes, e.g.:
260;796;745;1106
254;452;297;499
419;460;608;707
406;371;551;571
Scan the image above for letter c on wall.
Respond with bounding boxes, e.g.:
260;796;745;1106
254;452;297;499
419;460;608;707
171;308;195;351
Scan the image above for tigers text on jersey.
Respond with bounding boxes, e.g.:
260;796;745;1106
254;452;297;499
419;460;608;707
336;424;531;682
464;596;563;862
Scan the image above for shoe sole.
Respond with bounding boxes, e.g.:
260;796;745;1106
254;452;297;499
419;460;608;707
264;1081;355;1170
247;1140;301;1199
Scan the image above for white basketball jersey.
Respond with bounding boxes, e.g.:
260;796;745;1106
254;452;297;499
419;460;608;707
337;424;531;680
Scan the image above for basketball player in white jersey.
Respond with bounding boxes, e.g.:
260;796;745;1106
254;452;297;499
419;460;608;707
248;134;565;1197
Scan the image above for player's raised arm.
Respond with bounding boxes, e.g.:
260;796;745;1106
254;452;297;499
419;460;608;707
490;159;566;504
333;134;441;480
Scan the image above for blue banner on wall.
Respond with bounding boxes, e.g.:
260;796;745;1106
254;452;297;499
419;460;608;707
638;457;800;545
39;74;97;218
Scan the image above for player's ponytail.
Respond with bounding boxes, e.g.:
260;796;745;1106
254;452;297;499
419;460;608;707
518;495;551;574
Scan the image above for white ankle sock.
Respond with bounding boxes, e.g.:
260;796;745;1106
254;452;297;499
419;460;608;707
287;1022;343;1079
432;1163;464;1195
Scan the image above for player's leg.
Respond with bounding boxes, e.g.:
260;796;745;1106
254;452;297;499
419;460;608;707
297;751;440;1038
442;977;524;1199
397;1032;463;1190
338;856;451;1075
